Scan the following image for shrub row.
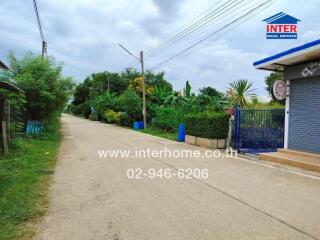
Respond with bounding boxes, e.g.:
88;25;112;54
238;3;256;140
151;107;184;132
185;112;229;139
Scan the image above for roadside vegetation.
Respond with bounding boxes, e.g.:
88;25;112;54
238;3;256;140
140;128;177;141
0;52;74;240
69;68;284;140
0;118;60;240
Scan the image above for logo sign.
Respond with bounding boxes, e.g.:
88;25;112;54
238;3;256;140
302;62;320;77
263;12;300;39
273;80;287;100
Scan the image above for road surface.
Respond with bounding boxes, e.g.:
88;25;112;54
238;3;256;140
34;115;320;240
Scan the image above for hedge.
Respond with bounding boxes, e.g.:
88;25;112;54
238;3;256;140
185;112;229;139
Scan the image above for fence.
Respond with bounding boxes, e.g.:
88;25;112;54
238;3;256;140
231;107;285;154
25;121;44;135
0;99;25;154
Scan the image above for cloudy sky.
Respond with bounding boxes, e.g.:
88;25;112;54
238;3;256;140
1;0;319;97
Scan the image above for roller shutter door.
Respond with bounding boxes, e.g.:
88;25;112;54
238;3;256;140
288;77;320;153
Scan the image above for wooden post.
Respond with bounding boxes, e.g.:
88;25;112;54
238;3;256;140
6;100;10;142
2;121;8;155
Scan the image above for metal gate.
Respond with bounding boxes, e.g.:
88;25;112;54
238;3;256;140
231;108;285;154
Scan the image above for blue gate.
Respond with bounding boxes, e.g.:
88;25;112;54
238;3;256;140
231;108;285;154
25;121;44;135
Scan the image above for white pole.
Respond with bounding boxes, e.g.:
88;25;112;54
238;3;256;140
284;80;290;149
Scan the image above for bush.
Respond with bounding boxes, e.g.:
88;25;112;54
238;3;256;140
89;111;98;121
185;112;229;139
146;103;158;123
104;109;121;124
74;102;91;118
151;107;184;132
119;112;132;127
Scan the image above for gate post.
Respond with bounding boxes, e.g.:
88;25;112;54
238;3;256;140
234;106;241;151
284;80;290;149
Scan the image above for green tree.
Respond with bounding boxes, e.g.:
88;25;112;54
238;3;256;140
265;72;283;95
128;77;153;96
145;70;172;91
5;52;75;120
227;79;256;107
72;77;91;106
120;68;140;87
90;71;127;96
199;86;224;99
117;89;141;120
91;91;116;119
184;81;191;97
265;72;285;104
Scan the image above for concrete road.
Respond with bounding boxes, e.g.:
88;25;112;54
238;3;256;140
34;115;320;240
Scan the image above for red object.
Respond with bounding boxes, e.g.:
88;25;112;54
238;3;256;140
225;108;233;118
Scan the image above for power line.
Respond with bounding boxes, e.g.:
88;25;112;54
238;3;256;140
144;0;233;54
183;0;273;59
146;0;222;49
145;0;240;56
146;0;264;60
147;0;271;71
32;0;45;41
150;0;273;70
32;0;47;57
146;0;258;59
118;44;140;62
161;0;271;61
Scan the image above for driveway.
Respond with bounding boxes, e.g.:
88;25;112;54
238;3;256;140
34;115;320;240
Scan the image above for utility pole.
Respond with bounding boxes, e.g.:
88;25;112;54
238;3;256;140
33;0;47;59
41;41;47;59
140;51;147;128
118;44;147;128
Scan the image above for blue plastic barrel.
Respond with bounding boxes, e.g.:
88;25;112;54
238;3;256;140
133;121;140;129
177;123;185;142
139;121;144;129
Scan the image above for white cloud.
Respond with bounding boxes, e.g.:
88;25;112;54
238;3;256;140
0;0;319;98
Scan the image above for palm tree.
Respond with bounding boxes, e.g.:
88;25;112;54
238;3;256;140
227;79;256;107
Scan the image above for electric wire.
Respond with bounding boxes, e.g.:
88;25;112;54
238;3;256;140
32;0;45;42
146;0;261;59
145;0;242;57
145;1;251;64
150;0;273;70
163;0;273;61
184;0;274;59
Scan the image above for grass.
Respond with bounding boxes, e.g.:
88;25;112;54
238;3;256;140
139;127;177;141
0;119;61;240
